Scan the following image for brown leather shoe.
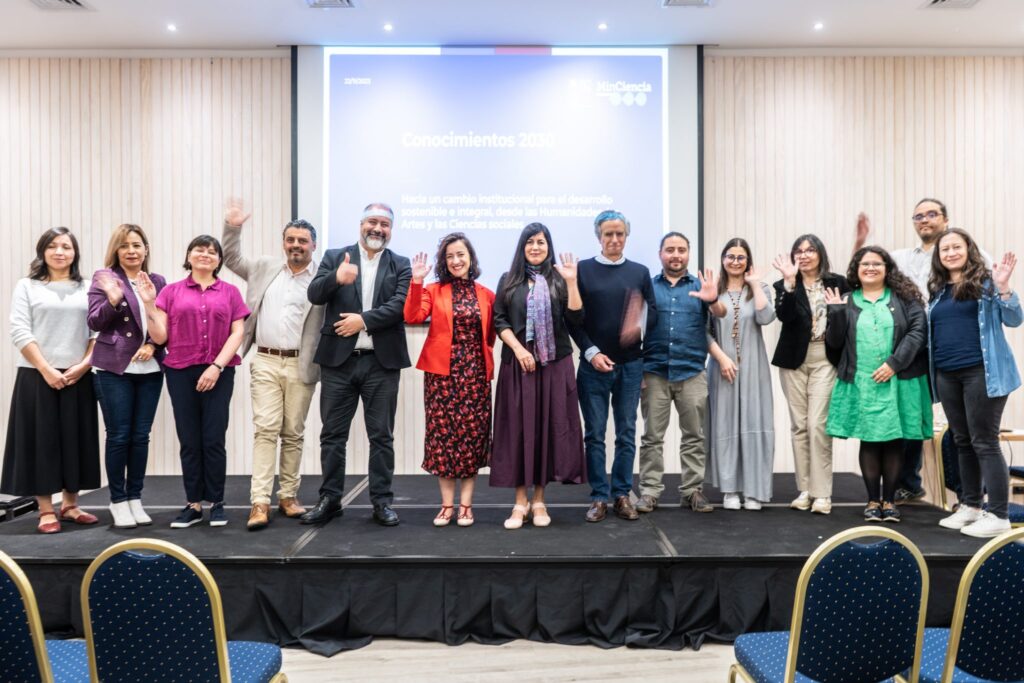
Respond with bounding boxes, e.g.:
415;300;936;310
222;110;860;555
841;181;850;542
585;501;607;523
686;490;714;513
614;496;640;520
247;503;270;531
635;494;658;513
278;497;306;518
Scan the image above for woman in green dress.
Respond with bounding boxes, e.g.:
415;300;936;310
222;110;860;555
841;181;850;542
824;246;932;523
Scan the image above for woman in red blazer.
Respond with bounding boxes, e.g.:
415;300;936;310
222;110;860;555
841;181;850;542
404;232;496;527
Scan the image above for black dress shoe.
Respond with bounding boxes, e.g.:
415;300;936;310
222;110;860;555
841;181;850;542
372;503;399;526
300;496;342;525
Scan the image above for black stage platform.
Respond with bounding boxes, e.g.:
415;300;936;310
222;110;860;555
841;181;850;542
0;474;987;656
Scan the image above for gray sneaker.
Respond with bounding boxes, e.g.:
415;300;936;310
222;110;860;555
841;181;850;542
635;494;659;513
686;490;714;513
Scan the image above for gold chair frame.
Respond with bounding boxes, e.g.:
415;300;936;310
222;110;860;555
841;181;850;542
937;527;1024;683
728;526;930;683
80;538;287;683
0;548;55;683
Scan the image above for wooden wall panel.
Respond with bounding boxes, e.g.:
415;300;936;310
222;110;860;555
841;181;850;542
704;54;1024;473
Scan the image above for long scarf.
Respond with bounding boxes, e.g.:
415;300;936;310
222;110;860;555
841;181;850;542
525;266;556;365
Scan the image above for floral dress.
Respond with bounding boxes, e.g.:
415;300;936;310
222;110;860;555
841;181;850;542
422;278;491;478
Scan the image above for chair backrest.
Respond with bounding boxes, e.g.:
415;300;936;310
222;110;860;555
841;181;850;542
785;526;929;683
81;539;231;683
0;549;52;683
943;527;1024;682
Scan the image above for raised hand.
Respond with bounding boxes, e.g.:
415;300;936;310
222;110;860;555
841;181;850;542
743;265;762;286
95;271;124;307
554;252;578;282
855;212;871;249
336;252;359;286
136;271;157;304
690;268;720;302
224;197;252;228
411;252;431;283
993;252;1017;293
772;254;798;284
823;286;847;305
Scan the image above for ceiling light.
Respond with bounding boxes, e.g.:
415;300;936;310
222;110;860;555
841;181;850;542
167;23;177;32
598;22;608;31
813;21;824;31
383;23;393;32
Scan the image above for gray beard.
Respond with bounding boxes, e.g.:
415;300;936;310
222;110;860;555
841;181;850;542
364;236;386;251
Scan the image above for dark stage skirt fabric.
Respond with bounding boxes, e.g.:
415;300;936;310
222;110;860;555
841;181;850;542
1;366;101;496
490;352;586;488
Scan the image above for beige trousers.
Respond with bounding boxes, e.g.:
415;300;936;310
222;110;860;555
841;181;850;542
778;341;835;498
250;352;316;505
638;371;708;499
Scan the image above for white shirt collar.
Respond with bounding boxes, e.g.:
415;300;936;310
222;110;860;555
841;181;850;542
595;253;626;266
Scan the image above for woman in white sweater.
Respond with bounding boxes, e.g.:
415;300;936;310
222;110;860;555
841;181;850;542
2;227;102;533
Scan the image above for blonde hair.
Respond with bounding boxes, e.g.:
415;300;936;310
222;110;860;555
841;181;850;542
103;224;151;272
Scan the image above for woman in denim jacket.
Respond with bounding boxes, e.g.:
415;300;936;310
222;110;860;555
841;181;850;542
927;228;1020;538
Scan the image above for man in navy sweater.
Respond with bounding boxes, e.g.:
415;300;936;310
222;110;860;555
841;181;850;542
570;210;658;522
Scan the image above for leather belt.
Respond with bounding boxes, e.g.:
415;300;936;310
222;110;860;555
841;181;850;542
350;349;375;356
257;346;299;358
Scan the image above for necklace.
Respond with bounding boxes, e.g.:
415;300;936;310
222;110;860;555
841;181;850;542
726;289;742;364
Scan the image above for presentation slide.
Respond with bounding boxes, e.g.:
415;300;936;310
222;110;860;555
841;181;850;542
322;47;669;288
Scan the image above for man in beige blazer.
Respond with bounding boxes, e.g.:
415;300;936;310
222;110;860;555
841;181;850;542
222;201;324;531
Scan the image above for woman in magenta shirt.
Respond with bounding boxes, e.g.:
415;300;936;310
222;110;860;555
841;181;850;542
150;235;249;528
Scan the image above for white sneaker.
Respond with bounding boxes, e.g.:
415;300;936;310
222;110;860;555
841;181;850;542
722;493;741;510
109;501;137;529
790;491;811;511
811;497;832;515
938;505;983;530
744;498;762;511
960;511;1011;538
127;499;152;526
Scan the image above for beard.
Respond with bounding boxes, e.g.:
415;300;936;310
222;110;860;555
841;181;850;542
364;234;387;251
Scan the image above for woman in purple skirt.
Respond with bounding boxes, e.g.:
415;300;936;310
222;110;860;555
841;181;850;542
491;223;586;529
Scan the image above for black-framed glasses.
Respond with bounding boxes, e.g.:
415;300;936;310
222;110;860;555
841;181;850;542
793;247;818;257
912;210;942;223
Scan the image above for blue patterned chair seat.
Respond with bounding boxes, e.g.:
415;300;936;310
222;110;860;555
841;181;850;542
228;641;284;683
735;632;816;683
46;640;90;683
1008;466;1024;479
916;629;1001;683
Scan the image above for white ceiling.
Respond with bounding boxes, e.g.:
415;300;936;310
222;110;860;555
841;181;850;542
1;0;1023;50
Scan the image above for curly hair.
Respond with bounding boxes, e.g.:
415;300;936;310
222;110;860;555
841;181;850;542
433;232;481;284
846;246;923;305
928;228;991;301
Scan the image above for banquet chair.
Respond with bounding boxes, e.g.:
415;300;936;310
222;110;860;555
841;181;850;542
728;526;929;683
81;538;287;683
915;527;1024;683
0;548;88;683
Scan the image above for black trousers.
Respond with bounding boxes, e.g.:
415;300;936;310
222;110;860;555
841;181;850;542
319;353;400;506
164;365;235;504
937;364;1010;519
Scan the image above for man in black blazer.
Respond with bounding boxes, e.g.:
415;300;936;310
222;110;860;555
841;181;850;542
301;203;412;526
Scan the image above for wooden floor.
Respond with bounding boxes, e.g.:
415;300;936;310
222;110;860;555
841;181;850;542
279;639;736;682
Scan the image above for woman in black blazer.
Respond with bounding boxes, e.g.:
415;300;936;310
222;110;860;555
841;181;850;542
771;234;850;515
490;223;587;530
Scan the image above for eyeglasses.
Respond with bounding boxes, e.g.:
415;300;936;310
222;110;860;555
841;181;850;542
912;210;942;223
793;247;818;257
858;261;885;270
724;254;747;263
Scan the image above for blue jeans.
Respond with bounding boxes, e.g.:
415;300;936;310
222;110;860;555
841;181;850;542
577;358;643;501
92;370;164;503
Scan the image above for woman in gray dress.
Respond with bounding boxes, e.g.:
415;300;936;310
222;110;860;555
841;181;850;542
707;238;776;509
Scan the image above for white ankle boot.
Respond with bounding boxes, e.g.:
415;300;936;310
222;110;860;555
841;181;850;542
109;501;137;529
127;499;152;526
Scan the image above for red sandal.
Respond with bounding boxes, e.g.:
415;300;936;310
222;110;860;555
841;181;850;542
457;504;474;527
37;511;61;534
59;505;99;525
433;505;454;527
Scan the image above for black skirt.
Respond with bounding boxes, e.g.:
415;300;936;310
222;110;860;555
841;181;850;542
1;367;101;496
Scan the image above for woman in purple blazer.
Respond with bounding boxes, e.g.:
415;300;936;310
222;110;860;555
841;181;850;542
87;224;166;529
